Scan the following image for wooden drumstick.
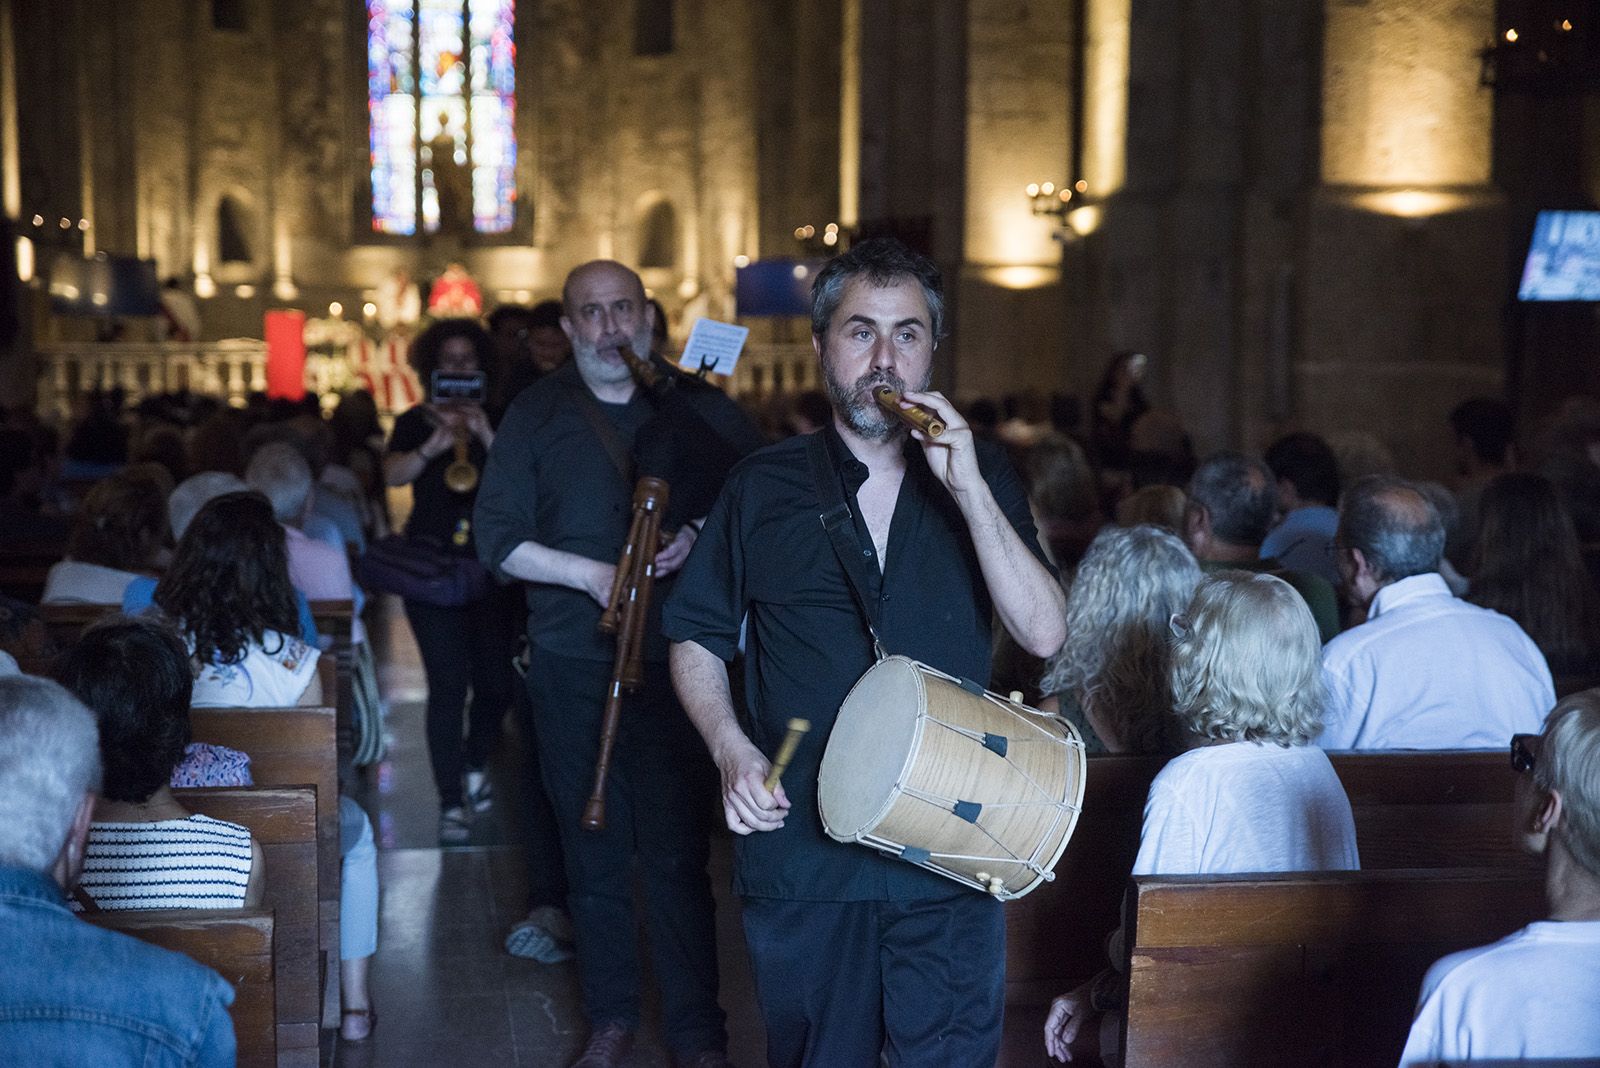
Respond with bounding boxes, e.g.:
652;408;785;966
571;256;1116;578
763;718;811;793
873;386;946;438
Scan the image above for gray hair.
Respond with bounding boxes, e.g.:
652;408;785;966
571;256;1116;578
1339;475;1445;584
246;440;314;525
810;237;946;344
1041;525;1202;752
169;471;247;541
1187;452;1277;548
1536;690;1600;879
0;676;101;872
1169;572;1325;746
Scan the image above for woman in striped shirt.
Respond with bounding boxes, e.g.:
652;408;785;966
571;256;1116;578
56;616;265;910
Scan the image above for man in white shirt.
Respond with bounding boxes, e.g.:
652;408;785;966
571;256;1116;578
1400;691;1600;1065
1319;476;1553;750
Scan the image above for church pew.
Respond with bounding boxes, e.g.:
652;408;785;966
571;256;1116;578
1118;868;1546;1068
187;704;341;1002
178;786;321;1068
307;598;358;783
37;600;114;650
85;907;278;1068
1002;750;1532;1005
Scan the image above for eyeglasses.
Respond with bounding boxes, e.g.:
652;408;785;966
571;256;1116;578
1510;733;1539;775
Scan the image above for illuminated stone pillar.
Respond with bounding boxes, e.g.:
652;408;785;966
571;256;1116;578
955;0;1073;399
1300;0;1506;476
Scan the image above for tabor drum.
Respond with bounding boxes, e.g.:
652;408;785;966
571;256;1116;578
817;655;1087;901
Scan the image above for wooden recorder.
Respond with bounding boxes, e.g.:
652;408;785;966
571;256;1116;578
582;476;670;832
873;386;945;438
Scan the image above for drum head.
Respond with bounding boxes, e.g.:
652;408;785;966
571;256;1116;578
818;657;924;839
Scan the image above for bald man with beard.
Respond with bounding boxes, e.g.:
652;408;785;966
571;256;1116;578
474;261;733;1068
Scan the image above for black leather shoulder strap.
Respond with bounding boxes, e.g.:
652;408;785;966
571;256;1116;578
804;431;888;659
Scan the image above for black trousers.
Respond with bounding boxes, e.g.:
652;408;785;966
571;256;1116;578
513;654;567;911
403;588;517;809
526;651;724;1058
741;892;1006;1068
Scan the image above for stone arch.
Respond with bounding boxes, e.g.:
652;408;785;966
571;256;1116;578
216;192;256;265
636;195;678;271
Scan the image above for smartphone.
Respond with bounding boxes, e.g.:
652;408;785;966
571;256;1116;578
430;370;487;404
1126;352;1148;381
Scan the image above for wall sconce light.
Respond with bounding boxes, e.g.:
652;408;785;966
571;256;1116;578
792;221;854;256
1026;180;1090;224
1479;16;1591;90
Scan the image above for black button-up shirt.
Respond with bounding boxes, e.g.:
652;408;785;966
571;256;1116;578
661;425;1054;901
474;361;657;663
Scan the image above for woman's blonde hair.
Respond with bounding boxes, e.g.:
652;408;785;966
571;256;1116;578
1536;690;1600;878
1168;572;1324;746
1041;525;1201;752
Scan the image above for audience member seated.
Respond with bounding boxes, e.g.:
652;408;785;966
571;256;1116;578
42;464;171;605
1399;690;1600;1064
246;441;364;637
167;470;247;541
1449;395;1518;566
1467;472;1600;681
0;675;237;1064
127;485;320;649
1412;480;1470;596
1039;525;1201;754
1183;452;1340;643
57;617;265;911
1113;483;1185;531
0;426;70;545
1022;434;1105;570
1043;571;1359;1065
1320;475;1554;749
1261;431;1341;586
148;492;323;707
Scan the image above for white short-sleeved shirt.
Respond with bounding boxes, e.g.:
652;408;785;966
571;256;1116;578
1399;920;1600;1065
190;630;319;708
1318;573;1554;751
41;560;143;605
1133;741;1360;876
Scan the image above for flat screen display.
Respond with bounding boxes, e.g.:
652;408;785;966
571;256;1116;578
1519;210;1600;301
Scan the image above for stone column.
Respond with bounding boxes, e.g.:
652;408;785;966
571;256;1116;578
955;0;1072;401
1302;0;1504;477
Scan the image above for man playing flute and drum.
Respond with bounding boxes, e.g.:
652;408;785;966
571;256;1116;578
664;237;1066;1067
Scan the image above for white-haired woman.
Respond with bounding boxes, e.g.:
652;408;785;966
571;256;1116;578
1039;524;1202;754
1045;571;1359;1064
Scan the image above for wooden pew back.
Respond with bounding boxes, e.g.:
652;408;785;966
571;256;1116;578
178;787;320;1066
85;907;277;1068
1003;750;1532;1004
1121;868;1546;1068
187;705;338;887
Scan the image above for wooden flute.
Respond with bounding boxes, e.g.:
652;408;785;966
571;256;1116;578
873;385;946;438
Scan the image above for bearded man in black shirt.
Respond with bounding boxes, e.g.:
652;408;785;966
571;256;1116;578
475;260;733;1068
663;238;1067;1067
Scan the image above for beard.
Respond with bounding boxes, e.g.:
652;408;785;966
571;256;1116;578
573;327;653;390
822;357;932;443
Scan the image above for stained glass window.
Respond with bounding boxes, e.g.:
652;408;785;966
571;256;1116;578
368;0;516;236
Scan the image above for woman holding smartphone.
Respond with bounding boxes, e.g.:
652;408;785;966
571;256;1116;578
384;318;516;843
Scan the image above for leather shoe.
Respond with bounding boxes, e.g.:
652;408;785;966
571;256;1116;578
570;1023;633;1068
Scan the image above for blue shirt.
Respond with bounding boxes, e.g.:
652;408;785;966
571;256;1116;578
1260;505;1339;587
123;577;320;647
0;866;236;1066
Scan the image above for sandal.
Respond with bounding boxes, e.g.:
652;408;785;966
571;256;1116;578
341;1007;377;1042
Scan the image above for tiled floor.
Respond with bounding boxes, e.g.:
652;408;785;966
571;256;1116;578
340;597;767;1067
340;595;1047;1067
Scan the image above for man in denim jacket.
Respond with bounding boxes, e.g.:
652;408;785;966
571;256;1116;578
0;675;236;1067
